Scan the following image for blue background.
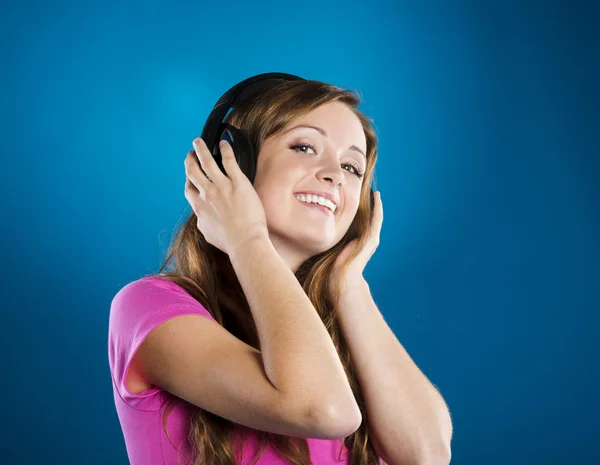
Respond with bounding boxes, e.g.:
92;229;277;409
1;1;598;464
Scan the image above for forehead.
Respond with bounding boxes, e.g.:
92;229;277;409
284;101;366;148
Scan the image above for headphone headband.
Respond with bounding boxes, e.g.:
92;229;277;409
201;72;305;155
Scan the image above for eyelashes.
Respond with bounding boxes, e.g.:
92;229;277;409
289;142;365;178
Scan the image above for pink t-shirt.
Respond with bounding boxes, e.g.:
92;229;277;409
108;275;375;465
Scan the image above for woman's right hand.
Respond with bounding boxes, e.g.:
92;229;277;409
184;137;269;256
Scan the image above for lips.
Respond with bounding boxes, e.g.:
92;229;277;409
293;191;339;208
295;197;334;216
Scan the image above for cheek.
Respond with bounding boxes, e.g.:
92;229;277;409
346;190;362;212
255;184;291;217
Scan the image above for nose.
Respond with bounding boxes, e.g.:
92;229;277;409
317;156;345;186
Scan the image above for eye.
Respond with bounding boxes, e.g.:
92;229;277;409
289;142;317;155
289;141;364;178
342;162;364;178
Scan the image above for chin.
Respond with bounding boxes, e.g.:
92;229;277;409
297;233;339;256
270;228;333;252
268;205;341;245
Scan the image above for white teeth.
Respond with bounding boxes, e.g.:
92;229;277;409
295;194;337;213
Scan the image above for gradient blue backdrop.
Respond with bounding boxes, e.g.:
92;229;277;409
1;1;598;464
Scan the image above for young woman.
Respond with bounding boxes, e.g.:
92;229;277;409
109;77;387;465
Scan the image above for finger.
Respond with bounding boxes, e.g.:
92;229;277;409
185;149;214;195
371;191;384;238
192;137;228;186
375;191;383;221
185;176;210;215
218;140;245;184
184;173;201;196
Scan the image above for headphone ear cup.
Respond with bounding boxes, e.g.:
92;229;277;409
215;123;257;184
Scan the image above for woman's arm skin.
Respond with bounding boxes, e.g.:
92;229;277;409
228;234;362;433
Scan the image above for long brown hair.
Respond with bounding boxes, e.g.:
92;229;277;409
150;78;382;465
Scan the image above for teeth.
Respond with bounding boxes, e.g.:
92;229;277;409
295;194;337;213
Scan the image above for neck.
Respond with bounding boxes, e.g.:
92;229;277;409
267;233;313;274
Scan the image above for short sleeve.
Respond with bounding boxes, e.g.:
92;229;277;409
108;275;216;410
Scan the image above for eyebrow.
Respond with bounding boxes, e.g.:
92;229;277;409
282;124;367;160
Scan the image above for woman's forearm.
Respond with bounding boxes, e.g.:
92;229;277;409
228;235;361;428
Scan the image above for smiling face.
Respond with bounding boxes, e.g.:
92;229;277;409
252;100;368;272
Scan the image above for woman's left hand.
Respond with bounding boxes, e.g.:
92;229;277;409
329;191;384;291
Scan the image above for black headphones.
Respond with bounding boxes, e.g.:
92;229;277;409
200;72;374;208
